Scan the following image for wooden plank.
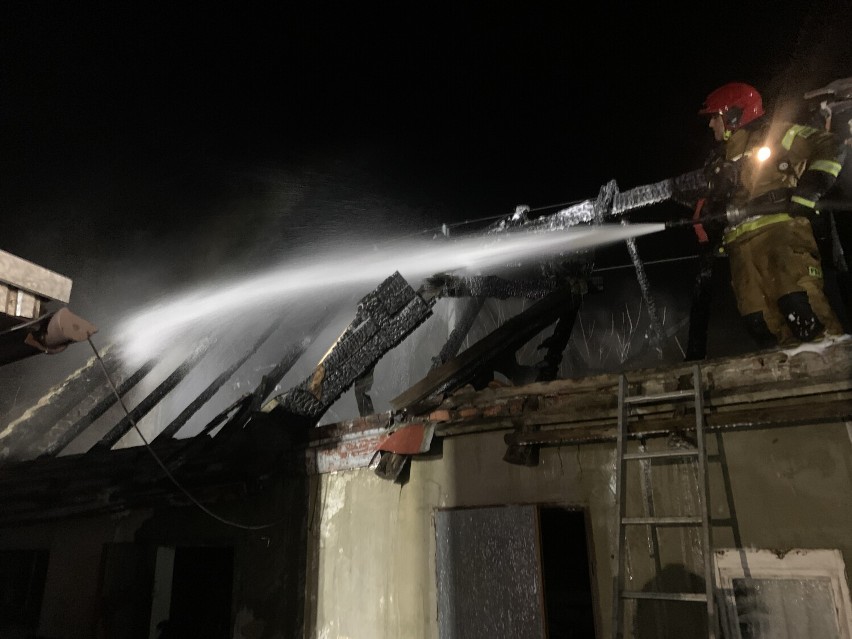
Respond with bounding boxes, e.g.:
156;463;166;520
0;249;72;303
503;397;852;446
390;284;579;410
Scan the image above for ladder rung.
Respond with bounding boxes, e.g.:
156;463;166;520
624;389;694;405
623;449;699;460
622;516;703;525
622;591;708;602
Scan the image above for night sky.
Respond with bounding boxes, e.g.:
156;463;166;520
2;2;852;416
5;4;850;239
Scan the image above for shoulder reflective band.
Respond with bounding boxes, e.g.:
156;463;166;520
781;124;820;150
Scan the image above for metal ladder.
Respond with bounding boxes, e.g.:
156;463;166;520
611;364;716;639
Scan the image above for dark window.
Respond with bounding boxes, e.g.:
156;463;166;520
0;549;49;631
96;543;156;639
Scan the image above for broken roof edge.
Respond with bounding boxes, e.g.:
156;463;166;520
302;336;852;472
424;336;852;437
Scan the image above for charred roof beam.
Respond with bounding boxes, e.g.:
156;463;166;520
263;271;434;428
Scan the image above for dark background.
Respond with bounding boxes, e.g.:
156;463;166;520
1;2;851;420
4;3;850;248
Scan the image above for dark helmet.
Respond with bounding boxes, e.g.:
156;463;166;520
698;82;765;131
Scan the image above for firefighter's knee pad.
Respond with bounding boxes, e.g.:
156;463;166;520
741;312;776;348
777;291;824;341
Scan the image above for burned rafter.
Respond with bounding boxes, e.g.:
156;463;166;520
35;355;160;459
262;271;434;428
431;297;485;370
157;320;327;474
152;319;283;442
374;293;488;481
428;273;563;300
390;281;585;413
18;323;322;510
374;279;587;480
89;336;219;452
166;315;331;449
0;344;127;463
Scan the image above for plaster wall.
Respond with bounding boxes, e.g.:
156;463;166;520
308;422;852;639
0;422;848;638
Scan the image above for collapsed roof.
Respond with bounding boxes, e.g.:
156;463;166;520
5;167;845;522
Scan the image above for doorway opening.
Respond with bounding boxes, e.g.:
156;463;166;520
162;545;234;638
539;507;596;637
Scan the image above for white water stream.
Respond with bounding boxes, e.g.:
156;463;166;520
116;223;665;365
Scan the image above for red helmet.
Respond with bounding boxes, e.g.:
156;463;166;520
698;82;764;131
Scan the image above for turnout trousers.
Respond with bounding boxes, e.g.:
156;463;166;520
726;216;843;344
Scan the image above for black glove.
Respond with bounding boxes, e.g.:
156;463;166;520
788;200;815;219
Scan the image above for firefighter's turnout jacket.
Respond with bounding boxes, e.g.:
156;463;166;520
711;118;846;344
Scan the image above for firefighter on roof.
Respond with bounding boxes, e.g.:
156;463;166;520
803;76;852;332
696;82;846;347
805;76;852;151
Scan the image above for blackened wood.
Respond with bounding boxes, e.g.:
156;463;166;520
268;272;433;424
431;297;485;370
153;320;281;442
534;304;581;382
431;274;561;300
0;345;121;462
390;284;580;411
37;357;159;458
90;337;217;451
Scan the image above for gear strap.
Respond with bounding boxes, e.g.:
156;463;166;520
693;198;710;243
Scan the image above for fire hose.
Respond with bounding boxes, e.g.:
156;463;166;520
664;199;852;231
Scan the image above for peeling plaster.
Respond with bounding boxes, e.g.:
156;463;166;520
320;472;355;542
317;620;353;639
607;447;617;498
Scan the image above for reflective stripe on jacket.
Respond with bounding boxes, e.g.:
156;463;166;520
720;119;845;240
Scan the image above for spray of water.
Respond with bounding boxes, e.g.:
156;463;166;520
116;223;665;365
